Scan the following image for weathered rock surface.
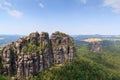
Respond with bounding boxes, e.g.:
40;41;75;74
0;31;75;78
91;42;102;53
51;32;75;64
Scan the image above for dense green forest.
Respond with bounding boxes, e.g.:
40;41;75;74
1;40;120;80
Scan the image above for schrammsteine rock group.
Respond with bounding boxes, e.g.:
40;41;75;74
0;31;75;79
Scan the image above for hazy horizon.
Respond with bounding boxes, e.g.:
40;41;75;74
0;0;120;35
1;33;120;36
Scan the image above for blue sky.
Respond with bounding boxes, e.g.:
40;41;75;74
0;0;120;35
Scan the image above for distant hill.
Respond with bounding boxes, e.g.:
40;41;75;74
72;35;120;46
72;35;120;41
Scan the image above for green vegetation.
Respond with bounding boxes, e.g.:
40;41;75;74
27;44;120;80
22;43;51;53
22;43;38;53
25;40;120;80
68;41;74;46
1;40;120;80
0;75;10;80
76;45;120;79
55;31;67;37
40;44;49;52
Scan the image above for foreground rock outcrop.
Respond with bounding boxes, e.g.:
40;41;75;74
0;31;75;79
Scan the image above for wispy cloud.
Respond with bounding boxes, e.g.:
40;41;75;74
80;0;87;4
103;0;120;14
8;10;23;18
4;1;12;7
38;2;44;8
0;0;23;18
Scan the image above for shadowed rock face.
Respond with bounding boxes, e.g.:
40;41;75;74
0;31;75;78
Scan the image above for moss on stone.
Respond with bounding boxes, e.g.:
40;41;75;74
22;43;38;53
68;41;74;46
55;31;67;37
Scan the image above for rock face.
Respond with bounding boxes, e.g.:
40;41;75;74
91;42;102;53
1;43;17;76
0;31;75;78
51;32;75;64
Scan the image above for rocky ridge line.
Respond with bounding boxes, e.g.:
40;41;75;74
0;31;75;79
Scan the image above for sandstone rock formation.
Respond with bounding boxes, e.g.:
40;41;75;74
51;31;75;63
0;31;75;79
84;38;102;53
91;42;102;53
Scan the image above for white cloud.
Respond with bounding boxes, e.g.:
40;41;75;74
8;10;23;18
0;0;23;18
103;0;120;14
80;0;87;4
4;1;12;7
39;2;44;8
0;0;12;8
